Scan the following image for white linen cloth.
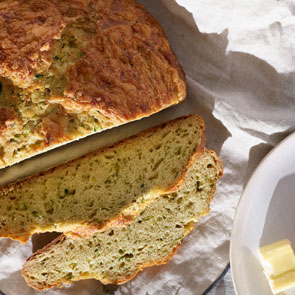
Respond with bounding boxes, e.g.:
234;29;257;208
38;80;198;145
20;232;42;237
206;268;235;295
0;0;295;294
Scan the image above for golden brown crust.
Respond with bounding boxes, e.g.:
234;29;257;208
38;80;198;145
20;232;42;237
42;109;72;145
0;107;16;135
0;114;205;242
0;0;186;168
65;1;186;122
0;0;66;86
0;0;93;86
0;233;30;244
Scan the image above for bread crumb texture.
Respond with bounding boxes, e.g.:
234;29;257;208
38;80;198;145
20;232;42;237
0;115;205;242
0;0;186;168
22;150;223;291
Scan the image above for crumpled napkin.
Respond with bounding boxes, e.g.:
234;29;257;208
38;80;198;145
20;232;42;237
0;1;295;294
176;0;295;73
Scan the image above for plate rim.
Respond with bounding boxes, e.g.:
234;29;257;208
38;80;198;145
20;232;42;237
230;130;295;295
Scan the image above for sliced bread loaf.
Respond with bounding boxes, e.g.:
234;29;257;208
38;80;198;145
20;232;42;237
0;115;205;243
22;150;222;290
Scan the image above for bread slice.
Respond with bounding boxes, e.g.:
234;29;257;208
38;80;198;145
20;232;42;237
22;150;222;290
0;0;186;169
0;115;205;243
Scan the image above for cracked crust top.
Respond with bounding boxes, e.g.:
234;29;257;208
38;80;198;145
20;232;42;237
0;0;186;120
0;0;186;168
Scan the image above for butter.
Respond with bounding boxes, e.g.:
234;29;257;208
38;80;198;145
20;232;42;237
269;271;295;294
259;239;295;294
259;239;295;278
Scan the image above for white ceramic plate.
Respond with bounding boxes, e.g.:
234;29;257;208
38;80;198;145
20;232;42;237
230;131;295;295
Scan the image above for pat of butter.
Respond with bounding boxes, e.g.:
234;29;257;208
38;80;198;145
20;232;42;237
259;239;295;279
259;239;295;294
269;271;295;294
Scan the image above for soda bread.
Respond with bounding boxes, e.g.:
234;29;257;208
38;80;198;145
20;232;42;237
22;150;223;290
0;115;205;243
0;0;186;168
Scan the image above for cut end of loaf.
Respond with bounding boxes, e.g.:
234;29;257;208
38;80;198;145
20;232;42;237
0;114;205;242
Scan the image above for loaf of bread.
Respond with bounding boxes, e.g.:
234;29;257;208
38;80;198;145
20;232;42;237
0;0;186;168
22;150;222;290
0;115;205;243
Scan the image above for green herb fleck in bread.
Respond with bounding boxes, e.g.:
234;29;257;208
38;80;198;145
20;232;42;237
22;150;222;290
0;0;186;168
0;115;205;243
